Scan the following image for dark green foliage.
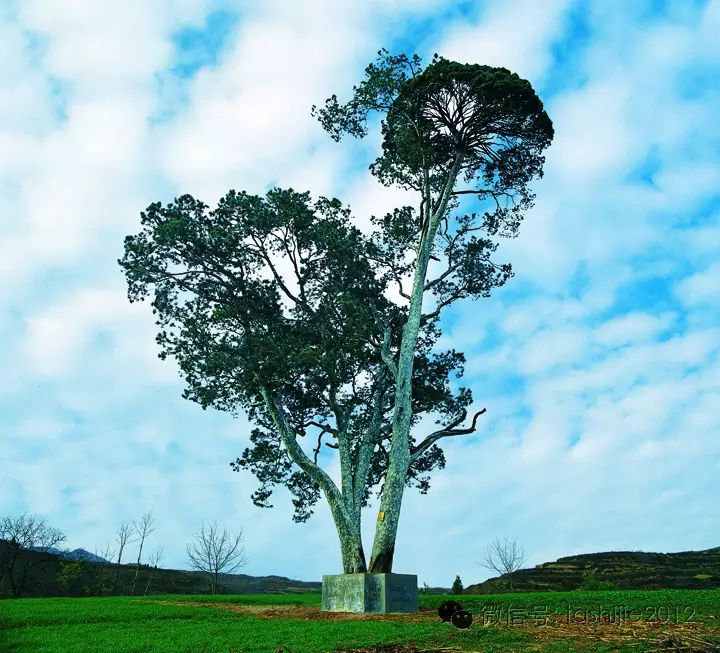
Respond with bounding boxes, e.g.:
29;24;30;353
451;574;464;595
58;559;85;596
312;49;554;236
119;188;471;522
581;568;616;591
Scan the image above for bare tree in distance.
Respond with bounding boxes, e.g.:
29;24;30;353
130;512;155;595
0;513;66;597
143;546;165;596
186;521;249;595
478;536;527;591
112;522;137;594
89;542;116;596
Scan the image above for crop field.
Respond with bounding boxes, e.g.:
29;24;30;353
1;589;719;652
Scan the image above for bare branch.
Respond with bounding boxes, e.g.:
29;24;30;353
248;232;315;316
312;428;337;464
419;283;471;325
88;542;116;596
113;522;138;593
302;420;337;437
0;513;66;597
423;260;463;293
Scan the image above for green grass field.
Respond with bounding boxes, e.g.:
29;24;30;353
1;589;719;653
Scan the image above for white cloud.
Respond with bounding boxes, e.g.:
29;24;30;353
431;0;572;83
673;261;720;307
517;325;592;376
595;311;676;348
154;1;380;204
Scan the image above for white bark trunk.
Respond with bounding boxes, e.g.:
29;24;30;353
259;383;367;572
367;154;464;572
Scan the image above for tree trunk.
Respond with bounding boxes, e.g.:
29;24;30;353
367;358;413;573
367;154;464;575
324;485;367;573
143;569;155;595
130;541;144;595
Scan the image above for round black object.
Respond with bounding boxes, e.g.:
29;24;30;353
451;609;473;629
438;600;464;622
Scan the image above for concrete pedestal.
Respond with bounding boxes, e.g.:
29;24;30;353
321;573;418;613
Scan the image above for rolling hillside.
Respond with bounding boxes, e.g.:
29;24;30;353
465;546;720;593
0;543;324;597
3;540;718;598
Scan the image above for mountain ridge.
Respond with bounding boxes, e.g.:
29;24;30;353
29;547;110;564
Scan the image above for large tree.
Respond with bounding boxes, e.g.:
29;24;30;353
118;50;553;575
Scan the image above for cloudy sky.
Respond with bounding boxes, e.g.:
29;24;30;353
1;0;718;589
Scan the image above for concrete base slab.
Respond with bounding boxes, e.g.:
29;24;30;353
321;573;418;613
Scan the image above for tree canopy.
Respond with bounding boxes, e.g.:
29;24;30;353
119;187;473;521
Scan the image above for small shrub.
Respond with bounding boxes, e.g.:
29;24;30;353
581;569;615;590
58;559;86;596
451;575;464;595
419;581;431;595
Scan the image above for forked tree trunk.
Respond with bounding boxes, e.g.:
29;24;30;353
262;155;463;581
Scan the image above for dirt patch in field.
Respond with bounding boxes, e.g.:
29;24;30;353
140;600;440;623
511;615;720;652
140;601;720;651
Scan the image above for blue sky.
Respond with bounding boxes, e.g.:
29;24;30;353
1;0;718;589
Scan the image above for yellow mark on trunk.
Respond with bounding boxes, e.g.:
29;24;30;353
377;512;385;522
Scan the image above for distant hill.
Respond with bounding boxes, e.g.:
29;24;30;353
465;546;720;593
6;540;716;598
30;547;110;564
0;541;324;598
1;541;453;598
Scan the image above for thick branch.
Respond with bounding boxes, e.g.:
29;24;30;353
257;380;352;525
409;408;486;463
353;367;390;508
328;381;355;510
